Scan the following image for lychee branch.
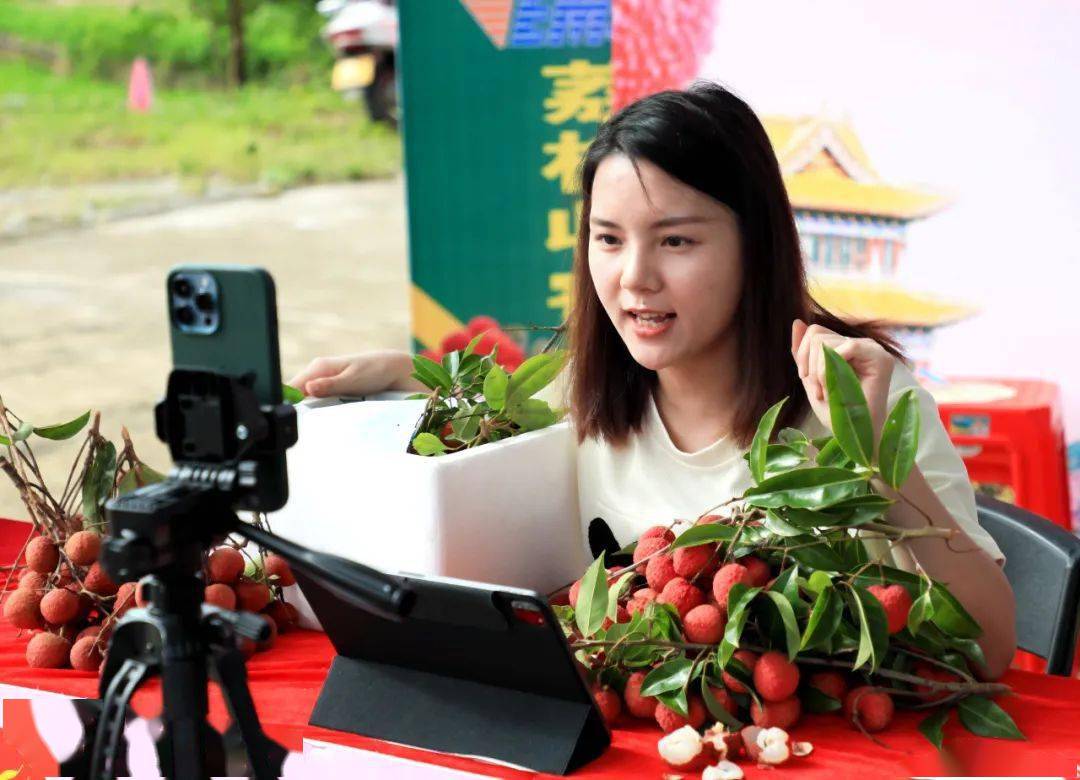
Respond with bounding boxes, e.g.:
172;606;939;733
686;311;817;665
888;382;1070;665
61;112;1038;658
568;638;1011;699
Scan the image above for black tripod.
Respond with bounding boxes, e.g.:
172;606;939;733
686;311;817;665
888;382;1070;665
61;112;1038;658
63;369;415;779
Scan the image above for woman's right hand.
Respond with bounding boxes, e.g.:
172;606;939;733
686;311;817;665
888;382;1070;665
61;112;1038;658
286;349;422;398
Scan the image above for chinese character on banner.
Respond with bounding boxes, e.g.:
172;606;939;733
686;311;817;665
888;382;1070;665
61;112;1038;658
547;272;574;322
546;200;584;252
542;60;612;123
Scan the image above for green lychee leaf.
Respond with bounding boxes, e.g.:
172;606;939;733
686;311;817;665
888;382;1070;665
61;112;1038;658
412;432;447;456
918;707;951;750
957;696;1025;740
846;584;889;672
763;591;801;660
907;583;935;635
606;571;635;621
743;467;868;510
763;510;804;537
701;676;744;730
32;410;92;440
640;657;694;698
282;384;305;405
877;388;920;487
929;582;982;639
483;364;508;411
411;354;453;392
823;344;874;467
575;553;610;638
668;522;736;551
801;586;842;651
749;398;786;484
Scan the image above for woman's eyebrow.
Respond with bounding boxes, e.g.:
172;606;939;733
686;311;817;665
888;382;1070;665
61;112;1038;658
590;215;713;228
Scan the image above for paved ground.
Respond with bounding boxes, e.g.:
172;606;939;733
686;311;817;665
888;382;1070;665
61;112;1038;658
0;178;410;520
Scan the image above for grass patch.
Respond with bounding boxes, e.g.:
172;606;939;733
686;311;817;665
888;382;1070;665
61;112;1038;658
0;61;402;188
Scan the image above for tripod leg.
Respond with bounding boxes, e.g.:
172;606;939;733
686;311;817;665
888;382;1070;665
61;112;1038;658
90;658;148;779
210;646;288;780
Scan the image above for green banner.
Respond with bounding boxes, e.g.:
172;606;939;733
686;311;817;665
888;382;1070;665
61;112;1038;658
398;0;611;351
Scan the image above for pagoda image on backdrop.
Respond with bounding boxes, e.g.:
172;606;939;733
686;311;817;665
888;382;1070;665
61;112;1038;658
762;115;975;379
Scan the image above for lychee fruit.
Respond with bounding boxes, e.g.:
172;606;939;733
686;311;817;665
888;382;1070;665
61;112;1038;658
623;671;657;719
627;587;657;615
204;583;237;610
263;555;295;587
64;531;101;567
76;625;105;643
264;599;297;633
866;584;914;634
751;695;801;730
706;684;738;718
646;553;678;592
26;536;59;574
40;587;80;625
657;724;709;771
807;671;848;702
722;650;759;694
737;556;771;588
658;577;705;619
592;685;621;726
83;562;118;597
633;536;669;574
70;636;104;672
235;579;272;612
753;651;800;702
27;632;71;668
3;588;43;629
640;525;676;544
207;547;245;585
18;569;47;592
600;605;630;631
683;604;725;644
673;544;716;579
113;582;138;619
655;696;706;733
843;687;894;732
712;563;752;612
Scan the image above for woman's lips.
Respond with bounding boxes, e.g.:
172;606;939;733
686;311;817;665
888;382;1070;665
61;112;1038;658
627;310;676;338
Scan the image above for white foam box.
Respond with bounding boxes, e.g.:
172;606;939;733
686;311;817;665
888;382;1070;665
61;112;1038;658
266;394;588;630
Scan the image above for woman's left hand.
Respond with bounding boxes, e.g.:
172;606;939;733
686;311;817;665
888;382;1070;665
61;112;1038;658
791;319;895;438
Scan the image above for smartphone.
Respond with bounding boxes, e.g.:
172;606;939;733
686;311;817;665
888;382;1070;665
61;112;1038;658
166;264;289;511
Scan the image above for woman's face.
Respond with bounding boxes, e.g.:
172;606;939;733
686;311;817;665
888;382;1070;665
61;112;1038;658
588;154;744;373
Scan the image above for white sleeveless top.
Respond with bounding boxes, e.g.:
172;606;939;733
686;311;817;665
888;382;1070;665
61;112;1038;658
543;359;1005;572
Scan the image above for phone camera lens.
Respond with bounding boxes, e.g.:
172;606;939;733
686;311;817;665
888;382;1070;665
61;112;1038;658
194;292;215;312
175;306;196;326
173;277;193;298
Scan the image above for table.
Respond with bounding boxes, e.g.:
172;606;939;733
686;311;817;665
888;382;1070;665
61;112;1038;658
1;518;1078;778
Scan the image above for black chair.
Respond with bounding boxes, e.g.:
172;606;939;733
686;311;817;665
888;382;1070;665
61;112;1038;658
976;494;1080;675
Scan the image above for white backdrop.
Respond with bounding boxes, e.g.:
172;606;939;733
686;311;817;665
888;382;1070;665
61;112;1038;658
702;0;1080;443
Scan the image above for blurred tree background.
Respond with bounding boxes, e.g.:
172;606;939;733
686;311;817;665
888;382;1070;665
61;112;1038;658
0;0;400;193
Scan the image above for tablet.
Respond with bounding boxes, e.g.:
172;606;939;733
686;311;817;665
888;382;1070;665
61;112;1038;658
295;566;611;775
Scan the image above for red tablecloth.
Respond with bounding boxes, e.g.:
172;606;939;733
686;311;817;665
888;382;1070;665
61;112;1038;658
1;518;1078;778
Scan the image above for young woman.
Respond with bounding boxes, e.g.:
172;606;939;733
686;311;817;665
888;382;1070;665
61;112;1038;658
289;82;1016;679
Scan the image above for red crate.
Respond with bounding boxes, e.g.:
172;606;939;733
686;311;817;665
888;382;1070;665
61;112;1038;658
934;377;1071;529
932;377;1076;675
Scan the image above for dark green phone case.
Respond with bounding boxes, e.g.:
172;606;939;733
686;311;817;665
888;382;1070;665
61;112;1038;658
166;264;288;510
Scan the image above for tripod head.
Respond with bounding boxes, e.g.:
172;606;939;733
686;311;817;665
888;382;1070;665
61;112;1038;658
102;367;414;621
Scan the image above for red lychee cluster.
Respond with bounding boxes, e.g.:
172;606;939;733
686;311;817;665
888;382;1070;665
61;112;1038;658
420;315;526;372
3;531;300;672
562;522;913;741
202;547;300;658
